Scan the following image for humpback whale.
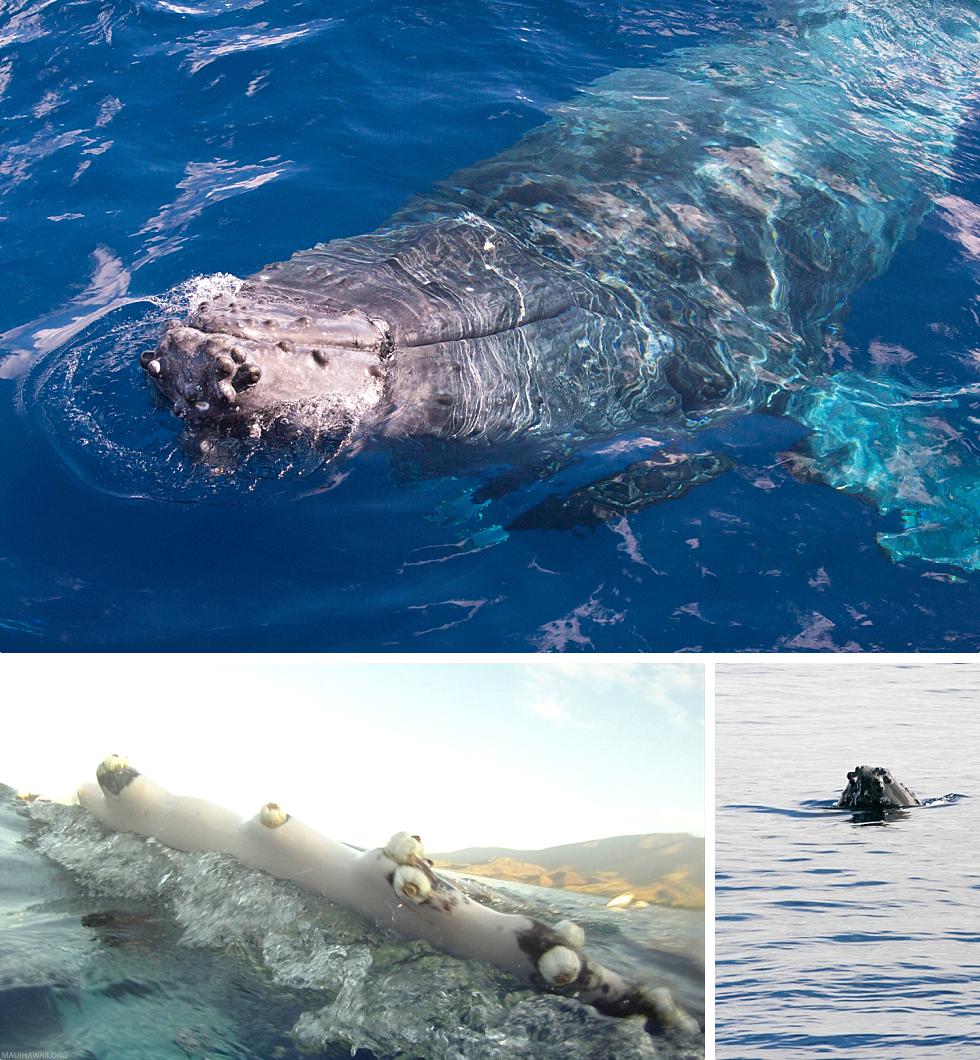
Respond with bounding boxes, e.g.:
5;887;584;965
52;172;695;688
836;765;921;811
76;755;700;1036
139;0;979;564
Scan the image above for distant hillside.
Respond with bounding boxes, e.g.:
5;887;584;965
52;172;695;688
433;833;704;910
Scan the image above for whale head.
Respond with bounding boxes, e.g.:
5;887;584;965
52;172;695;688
139;216;643;450
142;283;393;444
837;765;920;811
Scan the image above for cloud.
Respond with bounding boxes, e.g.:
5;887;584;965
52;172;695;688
516;661;703;729
524;694;573;724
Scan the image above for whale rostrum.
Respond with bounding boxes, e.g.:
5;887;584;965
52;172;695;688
77;755;700;1036
836;766;922;812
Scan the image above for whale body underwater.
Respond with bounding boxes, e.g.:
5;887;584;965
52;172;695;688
75;755;699;1036
142;0;979;565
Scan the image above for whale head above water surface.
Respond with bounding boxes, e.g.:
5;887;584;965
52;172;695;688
836;766;921;812
146;286;391;440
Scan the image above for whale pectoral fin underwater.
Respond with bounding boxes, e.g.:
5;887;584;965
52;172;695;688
76;756;700;1037
784;374;980;570
507;450;733;532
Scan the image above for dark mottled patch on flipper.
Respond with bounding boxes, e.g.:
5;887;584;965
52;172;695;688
516;922;697;1035
582;960;701;1035
507;451;732;532
95;758;141;796
516;920;570;971
590;983;658;1019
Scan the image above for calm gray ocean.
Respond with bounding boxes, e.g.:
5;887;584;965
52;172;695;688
716;662;980;1058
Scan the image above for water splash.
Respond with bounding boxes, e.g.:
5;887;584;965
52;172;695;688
23;797;703;1060
18;273;352;502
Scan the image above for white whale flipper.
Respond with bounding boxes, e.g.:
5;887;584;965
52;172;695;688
78;758;243;854
76;756;699;1035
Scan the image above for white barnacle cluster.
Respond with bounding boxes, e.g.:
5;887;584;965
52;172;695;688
259;801;288;829
553;919;586;950
537;919;586;986
537;944;582;987
384;830;424;865
392;864;432;903
385;831;432;904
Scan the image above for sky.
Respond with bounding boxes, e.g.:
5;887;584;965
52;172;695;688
0;656;704;850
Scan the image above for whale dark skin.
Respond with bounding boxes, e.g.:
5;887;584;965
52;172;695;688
139;0;979;523
836;766;921;812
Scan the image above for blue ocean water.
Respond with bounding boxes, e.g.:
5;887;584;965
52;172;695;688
0;793;313;1060
1;0;979;650
715;663;980;1057
1;790;705;1059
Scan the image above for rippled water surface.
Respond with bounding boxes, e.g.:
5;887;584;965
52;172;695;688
715;662;980;1057
1;0;979;649
1;791;704;1059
